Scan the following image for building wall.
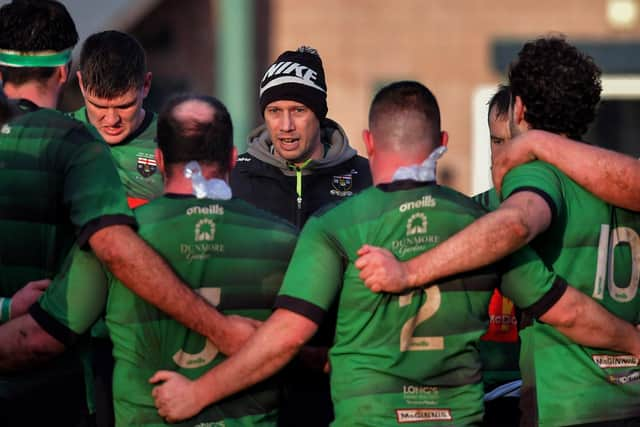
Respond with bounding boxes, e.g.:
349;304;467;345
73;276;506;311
267;0;640;193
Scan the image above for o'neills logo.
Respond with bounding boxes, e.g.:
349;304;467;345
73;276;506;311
399;195;437;212
593;354;639;369
396;408;452;423
186;204;225;216
260;61;326;94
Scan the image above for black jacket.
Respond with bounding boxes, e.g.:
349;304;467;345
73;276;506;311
230;118;372;229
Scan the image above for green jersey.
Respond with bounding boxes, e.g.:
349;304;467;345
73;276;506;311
274;181;561;426
0;108;134;296
71;107;163;206
473;189;520;391
37;194;298;427
502;161;640;426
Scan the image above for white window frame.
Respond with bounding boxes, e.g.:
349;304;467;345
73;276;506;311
470;76;640;195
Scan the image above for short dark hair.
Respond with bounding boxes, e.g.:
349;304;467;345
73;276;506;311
488;84;511;120
369;80;441;145
508;36;601;140
0;0;78;86
79;31;147;99
157;94;234;174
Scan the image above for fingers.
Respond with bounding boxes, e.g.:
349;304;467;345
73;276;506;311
356;244;372;256
25;279;52;290
149;370;173;384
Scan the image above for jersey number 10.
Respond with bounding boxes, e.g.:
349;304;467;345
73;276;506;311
593;225;640;303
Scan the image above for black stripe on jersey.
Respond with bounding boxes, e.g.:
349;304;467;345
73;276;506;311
377;180;436;192
76;214;137;248
508;186;558;220
437;267;500;292
521;277;568;319
274;295;325;325
29;302;80;347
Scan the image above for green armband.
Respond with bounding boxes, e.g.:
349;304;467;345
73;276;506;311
0;297;11;323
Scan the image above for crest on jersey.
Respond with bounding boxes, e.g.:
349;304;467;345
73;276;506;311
406;212;428;236
195;218;216;241
330;174;353;197
136;155;157;177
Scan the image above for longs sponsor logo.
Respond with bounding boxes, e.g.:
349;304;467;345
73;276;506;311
396;408;452;423
594;354;639;369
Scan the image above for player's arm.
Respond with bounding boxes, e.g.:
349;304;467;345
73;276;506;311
492;130;640;211
150;309;318;423
0;314;64;371
539;286;640;356
89;225;257;356
355;191;552;293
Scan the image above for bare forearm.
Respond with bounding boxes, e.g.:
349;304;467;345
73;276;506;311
193;310;315;408
532;131;640;211
89;226;229;347
0;314;65;372
404;205;532;287
541;287;640;356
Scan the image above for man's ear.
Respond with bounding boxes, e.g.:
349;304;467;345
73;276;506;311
439;130;449;148
513;95;526;126
155;148;165;175
362;129;374;159
56;64;69;85
77;71;86;96
142;72;152;98
230;146;238;170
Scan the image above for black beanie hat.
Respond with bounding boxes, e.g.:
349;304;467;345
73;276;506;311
259;46;328;120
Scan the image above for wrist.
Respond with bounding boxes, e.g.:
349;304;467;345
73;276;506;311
0;297;12;323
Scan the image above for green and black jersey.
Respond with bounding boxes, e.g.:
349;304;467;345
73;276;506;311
71;107;163;207
502;161;640;426
36;195;298;427
0;108;133;297
473;189;521;391
274;180;561;426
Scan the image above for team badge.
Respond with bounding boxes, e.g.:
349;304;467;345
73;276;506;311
136;155;157;177
330;174;353;197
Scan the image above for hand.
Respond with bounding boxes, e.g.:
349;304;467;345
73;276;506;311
217;315;262;356
12;279;51;318
491;132;538;196
355;245;411;293
150;370;204;423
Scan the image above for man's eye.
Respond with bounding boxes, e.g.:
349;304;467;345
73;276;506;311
491;138;503;145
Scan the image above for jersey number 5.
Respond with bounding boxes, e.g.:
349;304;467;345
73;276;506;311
399;285;444;351
173;287;221;369
593;225;640;303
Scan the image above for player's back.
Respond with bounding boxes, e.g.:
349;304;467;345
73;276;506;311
106;195;297;426
0;108;128;295
290;181;501;426
503;161;640;426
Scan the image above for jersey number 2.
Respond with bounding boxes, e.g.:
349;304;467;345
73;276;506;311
173;288;221;369
593;225;640;303
399;285;444;351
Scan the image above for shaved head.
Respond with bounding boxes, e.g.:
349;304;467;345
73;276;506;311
368;81;441;156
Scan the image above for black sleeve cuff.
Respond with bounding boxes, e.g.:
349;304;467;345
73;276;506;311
274;295;325;325
29;302;81;348
521;277;568;319
508;186;557;220
77;214;137;248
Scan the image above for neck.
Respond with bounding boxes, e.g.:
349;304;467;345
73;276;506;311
372;155;429;185
163;166;228;195
3;81;59;109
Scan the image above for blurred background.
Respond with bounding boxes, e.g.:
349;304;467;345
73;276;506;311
4;0;640;194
